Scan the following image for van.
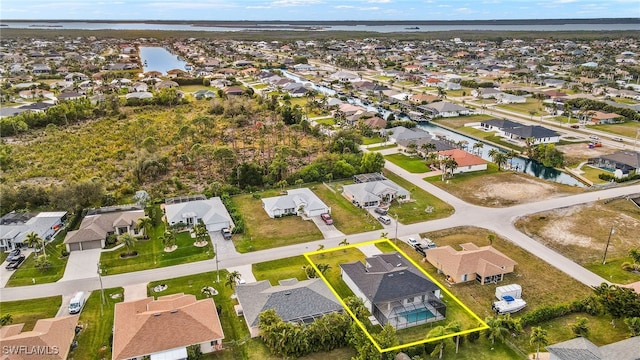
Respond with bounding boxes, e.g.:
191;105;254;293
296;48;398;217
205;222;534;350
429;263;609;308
612;137;624;142
377;216;392;225
69;291;85;314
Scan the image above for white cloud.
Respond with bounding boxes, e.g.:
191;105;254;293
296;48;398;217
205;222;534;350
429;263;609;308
269;0;323;6
366;0;392;3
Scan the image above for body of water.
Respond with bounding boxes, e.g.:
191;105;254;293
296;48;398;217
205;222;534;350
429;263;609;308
2;21;638;32
139;46;187;74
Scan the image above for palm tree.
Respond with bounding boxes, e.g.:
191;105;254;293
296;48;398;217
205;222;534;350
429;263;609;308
441;157;458;181
489;149;508;171
485;316;510;345
137;216;153;239
381;232;389;239
317;244;325;252
118;233;138;256
427;325;454;359
339;238;349;247
472;142;484;156
194;222;209;244
160;230;176;249
225;270;241;289
315;263;331;275
571;317;589;337
487;233;496;245
25;232;46;257
530;327;548;360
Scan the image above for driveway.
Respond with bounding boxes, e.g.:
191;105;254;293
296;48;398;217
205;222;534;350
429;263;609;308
310;216;346;239
226;264;256;285
60;248;102;282
0;248;34;288
209;231;239;258
358;244;383;257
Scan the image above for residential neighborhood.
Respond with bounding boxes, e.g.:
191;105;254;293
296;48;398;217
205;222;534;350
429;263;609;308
0;16;639;360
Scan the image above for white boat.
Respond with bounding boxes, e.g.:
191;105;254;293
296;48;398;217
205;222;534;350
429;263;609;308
492;296;526;315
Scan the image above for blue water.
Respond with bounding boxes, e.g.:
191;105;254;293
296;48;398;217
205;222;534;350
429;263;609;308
2;21;638;33
139;46;187;74
398;309;435;323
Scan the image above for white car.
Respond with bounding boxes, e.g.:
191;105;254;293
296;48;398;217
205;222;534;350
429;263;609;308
407;237;418;245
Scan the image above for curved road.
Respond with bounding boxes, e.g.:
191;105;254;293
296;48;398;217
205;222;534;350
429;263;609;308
1;160;638;301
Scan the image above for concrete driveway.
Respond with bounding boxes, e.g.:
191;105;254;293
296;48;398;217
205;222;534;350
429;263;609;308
310;216;346;239
0;248;34;288
60;248;101;282
209;231;238;258
226;264;256;285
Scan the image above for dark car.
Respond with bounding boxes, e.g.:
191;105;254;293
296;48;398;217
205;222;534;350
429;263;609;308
6;255;26;270
570;124;580;129
6;248;21;262
221;228;232;240
374;208;387;215
320;213;333;225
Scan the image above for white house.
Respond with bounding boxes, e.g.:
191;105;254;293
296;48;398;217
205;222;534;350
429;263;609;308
164;195;234;232
422;101;470;118
342;180;410;208
0;212;67;251
261;188;330;218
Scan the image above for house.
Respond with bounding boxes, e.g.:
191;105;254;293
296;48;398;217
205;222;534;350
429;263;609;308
437;149;488;174
471;88;503;99
589;111;622;124
588;151;640;179
164;195;234;232
0;315;79;360
495;93;527;104
155;80;179;90
63;205;144;252
342;179;409;208
330;70;359;82
125;92;153;100
502;125;560;144
112;293;224;360
193;89;217;99
223;86;245;96
421;101;470;118
543;89;567;99
410;93;438;104
293;63;315;72
235;278;343;338
546;336;640;360
396;137;455;155
261;188;330;218
0;212;66;251
340;252;446;330
384;126;431;144
361;116;387;130
480;119;523;133
425;243;517;285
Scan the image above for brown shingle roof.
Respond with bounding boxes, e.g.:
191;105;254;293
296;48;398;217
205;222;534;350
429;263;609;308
0;315;78;360
112;293;224;360
426;243;517;279
64;210;143;245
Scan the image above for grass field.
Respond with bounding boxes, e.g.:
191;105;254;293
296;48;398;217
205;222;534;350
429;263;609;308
362;136;385;145
578;164;610;185
253;255;309;284
0;296;61;331
496;98;544;115
588;121;640;138
5;229;70;287
70;288;123;360
368;144;397;151
180;85;212;93
383;170;455;224
232;190;323;253
384;153;430;173
99;229;214;275
313;183;382;234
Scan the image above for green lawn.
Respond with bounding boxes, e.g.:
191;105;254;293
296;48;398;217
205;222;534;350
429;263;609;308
252;83;268;89
496;98;544;115
180;85;212;92
384;153;430;173
231;191;323;253
5;232;70;287
383;170;455;224
585;259;640;284
314;118;335;126
99;228;214;275
362;136;384;145
253;256;309;284
0;296;61;331
588;121;640;138
70;287;123;360
579;165;610;185
313;183;382;234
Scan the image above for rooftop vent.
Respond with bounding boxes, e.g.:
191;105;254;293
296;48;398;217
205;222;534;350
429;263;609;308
284;291;291;295
153;313;161;317
170;309;178;314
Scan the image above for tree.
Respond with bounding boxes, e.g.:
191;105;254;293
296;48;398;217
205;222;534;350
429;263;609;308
472;142;484;156
624;317;640;337
25;232;45;256
339;238;349;247
487;233;496;245
629;248;640;264
194;222;209;244
315;263;331;275
488;149;508;171
137;216;153;239
571;317;589;338
485;316;510;345
118;233;138;256
360;152;385;173
381;232;389;239
160;230;176;249
34;254;52;271
317;244;325;252
441;157;458;181
0;314;12;326
225;270;241;289
593;283;640;320
530;327;548;360
427;324;453;359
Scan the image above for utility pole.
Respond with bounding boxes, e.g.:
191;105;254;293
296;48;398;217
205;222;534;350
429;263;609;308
394;213;399;245
215;239;220;283
602;226;615;265
97;262;105;315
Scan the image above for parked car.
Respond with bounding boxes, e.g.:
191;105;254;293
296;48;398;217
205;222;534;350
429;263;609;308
570;124;580;129
612;137;624;142
377;215;392;225
407;237;418;246
589;135;600;140
6;248;21;262
221;228;232;240
5;255;25;270
374;207;387;215
320;213;333;225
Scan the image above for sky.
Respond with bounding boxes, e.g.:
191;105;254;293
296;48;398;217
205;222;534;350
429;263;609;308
1;0;638;21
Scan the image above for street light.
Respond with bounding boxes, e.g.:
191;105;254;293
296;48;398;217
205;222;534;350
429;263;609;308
602;226;615;265
97;262;105;316
214;237;220;284
394;213;399;245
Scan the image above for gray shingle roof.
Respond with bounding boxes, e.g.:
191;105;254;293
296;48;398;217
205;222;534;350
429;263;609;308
546;336;640;360
503;125;558;139
236;278;343;328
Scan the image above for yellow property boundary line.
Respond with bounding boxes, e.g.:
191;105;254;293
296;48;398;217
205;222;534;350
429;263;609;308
303;238;489;353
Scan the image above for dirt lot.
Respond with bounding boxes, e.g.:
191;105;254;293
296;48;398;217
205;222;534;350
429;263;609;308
557;143;615;166
515;198;640;265
433;172;584;207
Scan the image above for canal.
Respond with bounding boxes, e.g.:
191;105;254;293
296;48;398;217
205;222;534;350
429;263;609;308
139;46;188;75
280;70;584;187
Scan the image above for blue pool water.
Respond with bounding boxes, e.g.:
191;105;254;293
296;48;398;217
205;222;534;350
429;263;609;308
398;309;435;323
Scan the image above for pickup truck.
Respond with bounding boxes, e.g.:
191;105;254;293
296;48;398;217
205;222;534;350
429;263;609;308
221;228;232;240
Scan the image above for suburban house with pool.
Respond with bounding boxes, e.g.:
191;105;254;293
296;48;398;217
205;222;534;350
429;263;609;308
163;195;234;232
342;178;410;209
588;150;640;179
340;252;446;330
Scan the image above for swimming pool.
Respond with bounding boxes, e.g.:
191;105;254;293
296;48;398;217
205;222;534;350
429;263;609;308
397;308;435;323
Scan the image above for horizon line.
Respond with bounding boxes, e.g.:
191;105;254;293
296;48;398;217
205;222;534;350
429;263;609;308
2;17;638;22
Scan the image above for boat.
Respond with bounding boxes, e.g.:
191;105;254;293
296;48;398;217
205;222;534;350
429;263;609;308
405;26;420;30
492;296;527;314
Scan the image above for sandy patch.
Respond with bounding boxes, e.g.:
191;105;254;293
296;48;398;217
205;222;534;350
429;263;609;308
557;143;614;160
539;207;594;247
477;176;557;203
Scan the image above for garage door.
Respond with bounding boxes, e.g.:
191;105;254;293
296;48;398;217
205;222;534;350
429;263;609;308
68;243;81;252
81;240;102;250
